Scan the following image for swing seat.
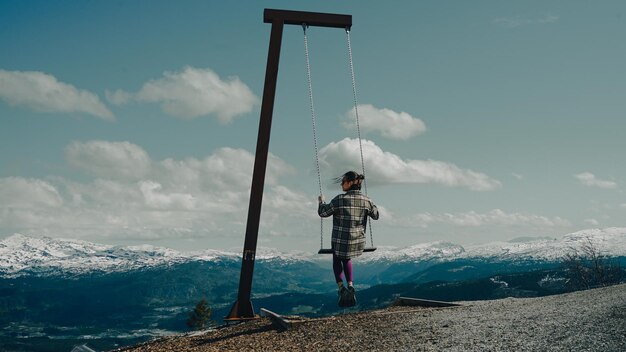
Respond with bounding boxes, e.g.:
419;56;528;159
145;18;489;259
318;247;377;254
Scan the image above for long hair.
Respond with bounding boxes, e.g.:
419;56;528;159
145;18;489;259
334;171;364;191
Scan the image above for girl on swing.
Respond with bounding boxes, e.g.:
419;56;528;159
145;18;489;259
318;170;379;307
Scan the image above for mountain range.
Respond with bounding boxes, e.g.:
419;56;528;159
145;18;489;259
3;227;626;278
1;228;625;352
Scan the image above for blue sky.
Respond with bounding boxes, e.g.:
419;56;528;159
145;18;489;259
1;1;625;252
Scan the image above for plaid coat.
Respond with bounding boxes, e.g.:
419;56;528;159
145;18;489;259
318;190;379;259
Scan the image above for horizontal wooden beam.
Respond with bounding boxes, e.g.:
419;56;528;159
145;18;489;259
394;297;463;308
264;8;351;29
260;308;292;330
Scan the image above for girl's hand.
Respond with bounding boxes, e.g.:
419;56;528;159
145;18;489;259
318;195;325;203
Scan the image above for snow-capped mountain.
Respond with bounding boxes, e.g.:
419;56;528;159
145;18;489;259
2;228;626;277
0;234;317;277
361;241;466;263
462;227;626;261
361;227;626;263
0;234;236;277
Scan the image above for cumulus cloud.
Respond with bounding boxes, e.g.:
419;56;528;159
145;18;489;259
65;141;293;190
574;172;617;189
1;141;301;241
106;66;259;123
342;104;426;140
0;177;67;234
408;209;570;228
318;138;501;191
139;180;196;210
262;185;317;226
65;141;152;180
0;177;63;209
0;69;114;120
493;14;559;28
156;147;293;192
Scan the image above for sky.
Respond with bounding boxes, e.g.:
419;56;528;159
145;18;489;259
1;1;625;252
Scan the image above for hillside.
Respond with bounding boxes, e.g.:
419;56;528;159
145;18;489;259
116;283;626;352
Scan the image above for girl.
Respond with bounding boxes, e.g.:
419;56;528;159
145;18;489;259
318;171;379;307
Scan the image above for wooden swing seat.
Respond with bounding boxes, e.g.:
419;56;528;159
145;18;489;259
318;247;377;254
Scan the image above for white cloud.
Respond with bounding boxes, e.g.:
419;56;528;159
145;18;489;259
342;104;426;140
493;14;559;28
139;180;196;210
156;147;293;192
107;66;259;123
0;70;114;120
574;172;617;189
0;177;67;234
262;185;317;227
318;138;501;191
64;141;293;193
1;141;300;241
512;173;524;180
0;177;63;209
621;203;626;210
65;141;152;180
407;209;571;228
584;218;600;226
64;178;142;209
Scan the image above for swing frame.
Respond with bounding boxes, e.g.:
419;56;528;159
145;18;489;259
226;8;353;322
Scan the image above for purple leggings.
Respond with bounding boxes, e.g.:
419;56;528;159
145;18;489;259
332;253;353;283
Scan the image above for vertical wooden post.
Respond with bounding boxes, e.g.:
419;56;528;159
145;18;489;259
225;16;284;321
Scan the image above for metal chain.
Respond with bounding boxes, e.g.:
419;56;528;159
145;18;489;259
346;28;374;248
303;24;325;250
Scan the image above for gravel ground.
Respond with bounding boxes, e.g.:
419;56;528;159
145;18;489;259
116;284;626;352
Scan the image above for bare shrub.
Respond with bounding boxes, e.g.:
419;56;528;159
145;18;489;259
563;237;624;290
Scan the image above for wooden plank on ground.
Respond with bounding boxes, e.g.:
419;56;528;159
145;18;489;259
394;297;463;308
260;308;292;330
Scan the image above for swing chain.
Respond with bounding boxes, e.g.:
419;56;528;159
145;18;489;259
304;26;375;251
346;28;374;248
303;24;325;250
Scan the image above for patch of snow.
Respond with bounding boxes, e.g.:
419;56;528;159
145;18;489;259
538;273;569;290
490;277;509;288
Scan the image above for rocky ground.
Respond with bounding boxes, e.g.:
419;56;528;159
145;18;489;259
116;284;626;351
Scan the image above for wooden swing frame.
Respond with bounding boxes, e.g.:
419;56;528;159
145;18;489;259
225;8;353;322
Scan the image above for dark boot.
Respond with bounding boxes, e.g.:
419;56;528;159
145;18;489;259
338;286;349;307
345;285;357;307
